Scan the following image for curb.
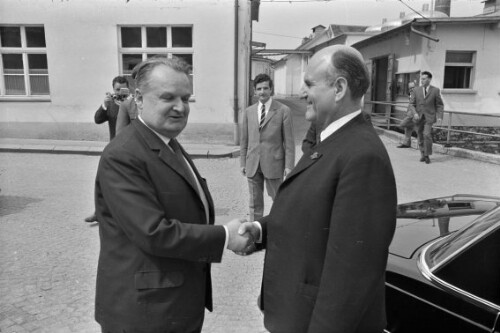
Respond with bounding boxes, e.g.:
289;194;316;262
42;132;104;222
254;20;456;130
0;141;240;159
375;127;500;165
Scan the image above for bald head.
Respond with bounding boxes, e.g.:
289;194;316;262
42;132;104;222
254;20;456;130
309;45;370;100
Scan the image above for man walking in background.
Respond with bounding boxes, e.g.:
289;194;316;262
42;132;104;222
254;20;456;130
409;71;444;164
240;74;295;220
397;81;416;148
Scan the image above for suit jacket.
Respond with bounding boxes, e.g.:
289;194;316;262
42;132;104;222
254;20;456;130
94;100;120;140
240;99;295;179
94;120;226;332
258;114;397;333
116;97;139;134
408;85;444;124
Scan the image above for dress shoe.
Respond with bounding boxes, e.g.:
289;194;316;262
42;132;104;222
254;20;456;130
419;156;426;162
424;156;431;164
397;144;411;148
84;213;98;223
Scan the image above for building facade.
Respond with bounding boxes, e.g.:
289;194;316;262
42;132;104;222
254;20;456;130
353;15;500;126
0;0;255;141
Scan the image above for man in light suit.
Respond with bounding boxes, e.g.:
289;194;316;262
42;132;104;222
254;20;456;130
94;57;252;333
240;74;295;220
238;45;397;333
408;71;444;164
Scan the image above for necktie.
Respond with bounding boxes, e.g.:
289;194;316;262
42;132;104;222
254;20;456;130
168;138;198;190
259;104;266;130
424;87;428;97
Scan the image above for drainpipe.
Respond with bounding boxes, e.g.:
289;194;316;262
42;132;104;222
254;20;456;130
411;25;440;42
233;0;240;145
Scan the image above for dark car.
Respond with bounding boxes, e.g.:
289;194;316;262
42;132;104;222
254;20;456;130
385;194;500;333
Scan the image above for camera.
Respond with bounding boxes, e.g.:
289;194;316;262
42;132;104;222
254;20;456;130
111;88;130;102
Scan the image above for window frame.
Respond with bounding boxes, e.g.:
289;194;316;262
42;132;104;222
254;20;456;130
118;25;194;98
0;25;50;100
443;50;476;91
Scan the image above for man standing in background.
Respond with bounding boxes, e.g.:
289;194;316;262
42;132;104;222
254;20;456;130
240;74;295;221
84;75;129;223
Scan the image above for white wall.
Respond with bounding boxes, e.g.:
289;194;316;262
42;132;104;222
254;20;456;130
0;0;251;128
356;22;500;126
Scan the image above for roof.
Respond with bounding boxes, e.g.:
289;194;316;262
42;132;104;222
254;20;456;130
352;15;500;49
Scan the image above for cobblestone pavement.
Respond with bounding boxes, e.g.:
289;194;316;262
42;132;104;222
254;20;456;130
1;137;500;332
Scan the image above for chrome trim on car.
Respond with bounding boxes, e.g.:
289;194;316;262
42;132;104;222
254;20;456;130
418;240;500;311
430;222;499;272
386;282;492;331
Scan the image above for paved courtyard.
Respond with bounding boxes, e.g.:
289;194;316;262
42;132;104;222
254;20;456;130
1;136;500;332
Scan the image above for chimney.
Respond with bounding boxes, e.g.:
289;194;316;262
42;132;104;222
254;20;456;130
382;18;387;24
399;12;406;19
422;3;430;12
311;25;326;38
435;0;451;16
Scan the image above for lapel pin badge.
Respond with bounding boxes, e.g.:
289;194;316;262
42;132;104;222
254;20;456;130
310;152;322;160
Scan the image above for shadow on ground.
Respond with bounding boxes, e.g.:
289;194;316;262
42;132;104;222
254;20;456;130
0;195;42;217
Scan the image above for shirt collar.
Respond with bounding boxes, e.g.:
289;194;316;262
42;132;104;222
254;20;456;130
319;110;361;142
138;115;173;147
258;97;272;112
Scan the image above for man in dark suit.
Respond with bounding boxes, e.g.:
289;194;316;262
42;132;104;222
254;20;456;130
85;76;130;223
94;76;130;141
240;74;295;220
238;45;397;333
408;71;444;164
94;57;252;333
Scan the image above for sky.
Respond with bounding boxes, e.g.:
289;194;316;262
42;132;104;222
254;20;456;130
252;0;485;50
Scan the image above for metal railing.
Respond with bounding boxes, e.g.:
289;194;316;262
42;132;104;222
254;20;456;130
366;100;500;146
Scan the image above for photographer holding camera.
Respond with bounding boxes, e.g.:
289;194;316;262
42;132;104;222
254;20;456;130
86;76;130;223
94;76;130;141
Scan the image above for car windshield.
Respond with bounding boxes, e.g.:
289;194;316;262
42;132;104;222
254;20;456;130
426;206;500;271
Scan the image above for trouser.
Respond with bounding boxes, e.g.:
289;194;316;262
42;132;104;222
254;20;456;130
399;116;415;146
417;117;434;156
247;164;282;220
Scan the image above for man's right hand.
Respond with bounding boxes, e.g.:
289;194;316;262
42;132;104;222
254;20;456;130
240;167;246;176
413;113;420;122
226;218;253;252
104;92;113;106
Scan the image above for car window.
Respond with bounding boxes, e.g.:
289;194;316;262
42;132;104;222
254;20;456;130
423;206;500;306
427;206;500;269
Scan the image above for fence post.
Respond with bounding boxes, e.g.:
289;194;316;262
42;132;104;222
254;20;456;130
445;112;452;147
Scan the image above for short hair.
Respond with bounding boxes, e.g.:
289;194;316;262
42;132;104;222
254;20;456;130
253;73;273;90
328;48;370;100
112;76;129;88
132;56;191;90
421;71;433;79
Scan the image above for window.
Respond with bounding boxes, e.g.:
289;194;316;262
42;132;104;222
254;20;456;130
0;25;50;97
395;72;419;96
443;51;475;89
119;26;193;93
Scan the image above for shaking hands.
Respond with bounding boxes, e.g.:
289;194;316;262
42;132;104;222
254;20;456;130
225;219;261;255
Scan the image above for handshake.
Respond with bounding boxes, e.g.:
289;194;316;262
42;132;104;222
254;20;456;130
225;219;261;255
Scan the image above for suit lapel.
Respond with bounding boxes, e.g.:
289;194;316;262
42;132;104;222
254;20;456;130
133;121;204;201
281;149;322;185
261;100;278;129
